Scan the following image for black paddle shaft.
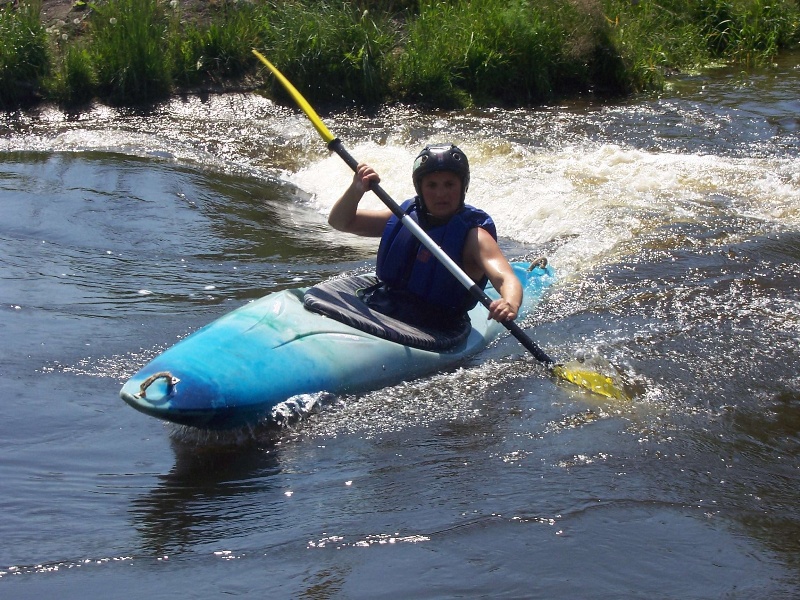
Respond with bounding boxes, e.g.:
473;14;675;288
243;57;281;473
327;138;556;368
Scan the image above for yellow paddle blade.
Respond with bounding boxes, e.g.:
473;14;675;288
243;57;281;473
252;49;335;144
551;362;631;401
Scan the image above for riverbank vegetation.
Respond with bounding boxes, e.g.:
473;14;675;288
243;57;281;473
2;0;799;110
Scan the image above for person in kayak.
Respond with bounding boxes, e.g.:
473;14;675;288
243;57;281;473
328;143;522;329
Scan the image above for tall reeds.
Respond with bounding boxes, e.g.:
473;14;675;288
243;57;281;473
171;1;264;87
261;2;396;106
604;0;800;89
0;0;49;108
89;0;172;104
395;0;624;106
696;0;799;64
1;0;799;110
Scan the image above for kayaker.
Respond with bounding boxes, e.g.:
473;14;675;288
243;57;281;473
328;143;523;328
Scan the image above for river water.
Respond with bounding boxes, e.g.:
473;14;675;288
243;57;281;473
1;52;798;598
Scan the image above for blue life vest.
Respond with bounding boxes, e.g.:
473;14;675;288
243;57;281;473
376;199;497;314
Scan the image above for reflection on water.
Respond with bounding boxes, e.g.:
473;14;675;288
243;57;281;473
131;438;282;556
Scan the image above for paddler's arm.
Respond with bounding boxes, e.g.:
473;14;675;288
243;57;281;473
465;227;523;323
328;163;393;237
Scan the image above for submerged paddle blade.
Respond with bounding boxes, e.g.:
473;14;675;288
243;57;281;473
551;362;631;401
252;49;335;144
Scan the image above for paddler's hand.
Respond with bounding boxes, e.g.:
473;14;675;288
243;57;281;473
353;163;380;194
329;163;392;235
488;298;518;322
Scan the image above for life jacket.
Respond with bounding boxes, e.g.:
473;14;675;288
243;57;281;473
376;198;497;314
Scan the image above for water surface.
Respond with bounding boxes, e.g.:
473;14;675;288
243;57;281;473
1;54;798;598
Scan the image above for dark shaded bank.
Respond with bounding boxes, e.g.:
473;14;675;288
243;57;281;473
2;0;800;110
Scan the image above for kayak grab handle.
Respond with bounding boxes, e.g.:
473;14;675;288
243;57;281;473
136;371;180;399
527;257;548;271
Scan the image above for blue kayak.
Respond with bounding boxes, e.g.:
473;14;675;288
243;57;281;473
120;261;555;428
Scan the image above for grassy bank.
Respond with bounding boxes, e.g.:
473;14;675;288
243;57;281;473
2;0;799;110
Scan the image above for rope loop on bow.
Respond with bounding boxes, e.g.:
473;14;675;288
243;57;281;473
136;371;179;399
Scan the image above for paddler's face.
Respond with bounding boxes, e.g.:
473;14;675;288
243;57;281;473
420;171;462;219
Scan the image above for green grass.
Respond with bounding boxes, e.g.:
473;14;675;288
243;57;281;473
695;0;800;64
0;0;49;108
171;1;264;88
603;0;709;90
395;0;631;106
88;0;172;104
603;0;800;89
47;42;96;105
260;2;397;106
2;0;799;109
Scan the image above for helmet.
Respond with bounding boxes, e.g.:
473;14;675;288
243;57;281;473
412;144;470;203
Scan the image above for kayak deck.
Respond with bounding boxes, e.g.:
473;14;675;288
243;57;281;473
303;274;471;351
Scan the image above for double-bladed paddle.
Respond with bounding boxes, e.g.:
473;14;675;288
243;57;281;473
252;49;629;401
